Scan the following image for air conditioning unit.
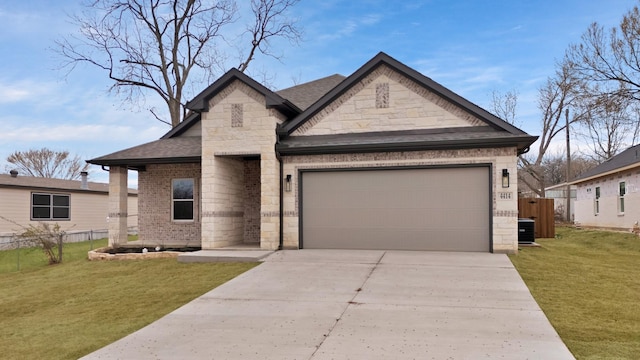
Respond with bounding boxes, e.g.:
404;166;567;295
518;219;535;244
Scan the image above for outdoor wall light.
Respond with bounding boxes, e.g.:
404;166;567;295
502;169;510;188
285;174;292;192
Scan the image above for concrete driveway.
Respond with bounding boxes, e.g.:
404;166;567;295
82;250;575;359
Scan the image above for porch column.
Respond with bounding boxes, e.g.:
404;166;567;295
108;166;128;247
260;153;280;250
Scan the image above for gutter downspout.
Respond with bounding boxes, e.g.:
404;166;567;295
275;127;284;251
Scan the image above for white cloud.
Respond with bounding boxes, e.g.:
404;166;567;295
316;13;384;41
0;124;159;142
0;79;57;104
0;88;29;103
360;14;381;26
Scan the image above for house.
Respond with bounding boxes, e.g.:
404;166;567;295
544;182;577;221
0;170;138;238
88;52;537;253
572;144;640;231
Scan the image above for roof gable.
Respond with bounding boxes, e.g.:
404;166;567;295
164;69;304;140
186;68;300;115
278;52;528;137
289;64;490;136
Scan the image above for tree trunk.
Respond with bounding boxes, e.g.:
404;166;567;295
169;98;182;127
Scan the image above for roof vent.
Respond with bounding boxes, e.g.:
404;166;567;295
80;171;89;189
9;170;18;178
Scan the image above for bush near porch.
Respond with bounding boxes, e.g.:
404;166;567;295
510;227;640;359
0;239;258;360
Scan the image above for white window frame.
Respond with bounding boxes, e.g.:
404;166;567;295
618;181;626;215
172;178;194;221
594;186;600;215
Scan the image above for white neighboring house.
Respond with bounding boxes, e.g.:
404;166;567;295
0;170;137;247
545;182;577;221
572;144;640;231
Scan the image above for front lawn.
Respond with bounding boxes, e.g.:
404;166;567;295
0;240;258;359
510;227;640;359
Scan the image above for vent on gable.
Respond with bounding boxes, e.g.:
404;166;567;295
375;83;389;108
231;103;243;127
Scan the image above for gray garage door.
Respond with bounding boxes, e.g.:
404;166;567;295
301;167;490;252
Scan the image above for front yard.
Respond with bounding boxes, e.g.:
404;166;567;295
2;228;638;359
0;240;258;359
510;227;640;359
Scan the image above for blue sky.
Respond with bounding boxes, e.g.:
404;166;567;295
0;0;637;183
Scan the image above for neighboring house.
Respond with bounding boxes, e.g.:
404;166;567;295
0;170;138;236
89;52;537;253
545;182;577;221
572;144;640;231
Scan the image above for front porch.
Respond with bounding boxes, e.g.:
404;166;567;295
106;153;281;250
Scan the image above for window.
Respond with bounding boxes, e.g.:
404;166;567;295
594;186;600;215
31;193;70;220
172;179;194;221
619;181;626;214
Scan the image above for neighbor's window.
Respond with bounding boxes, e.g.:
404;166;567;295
172;179;194;221
619;181;626;214
594;186;600;215
31;193;70;220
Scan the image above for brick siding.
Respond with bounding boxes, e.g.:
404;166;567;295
138;163;201;247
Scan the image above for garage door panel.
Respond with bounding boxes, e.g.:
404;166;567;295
302;167;490;252
303;227;487;251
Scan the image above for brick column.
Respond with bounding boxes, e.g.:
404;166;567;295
108;166;128;247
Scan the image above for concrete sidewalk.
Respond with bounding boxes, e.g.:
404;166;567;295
82;250;575;359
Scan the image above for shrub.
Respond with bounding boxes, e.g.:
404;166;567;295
17;223;65;264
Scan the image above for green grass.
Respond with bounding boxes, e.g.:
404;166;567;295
510;227;640;359
0;239;259;359
0;235;139;273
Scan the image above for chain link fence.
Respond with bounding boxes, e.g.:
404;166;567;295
0;228;138;251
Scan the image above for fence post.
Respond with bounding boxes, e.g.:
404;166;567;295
58;233;63;263
89;230;93;250
16;235;20;271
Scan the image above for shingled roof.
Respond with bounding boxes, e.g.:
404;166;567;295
88;72;342;167
0;173;136;194
88;136;201;168
276;74;346;110
277;126;538;155
572;144;640;183
88;52;538;167
277;52;537;155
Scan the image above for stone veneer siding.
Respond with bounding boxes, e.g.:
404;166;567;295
292;64;485;136
281;147;520;253
138;163;201;247
201;80;285;250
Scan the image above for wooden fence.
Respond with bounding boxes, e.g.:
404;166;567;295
518;197;555;239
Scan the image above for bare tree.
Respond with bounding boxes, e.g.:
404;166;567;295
542;151;597;185
518;62;585;197
490;89;518;125
565;5;640;161
5;148;90;180
575;91;639;162
56;0;301;128
566;6;640;102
